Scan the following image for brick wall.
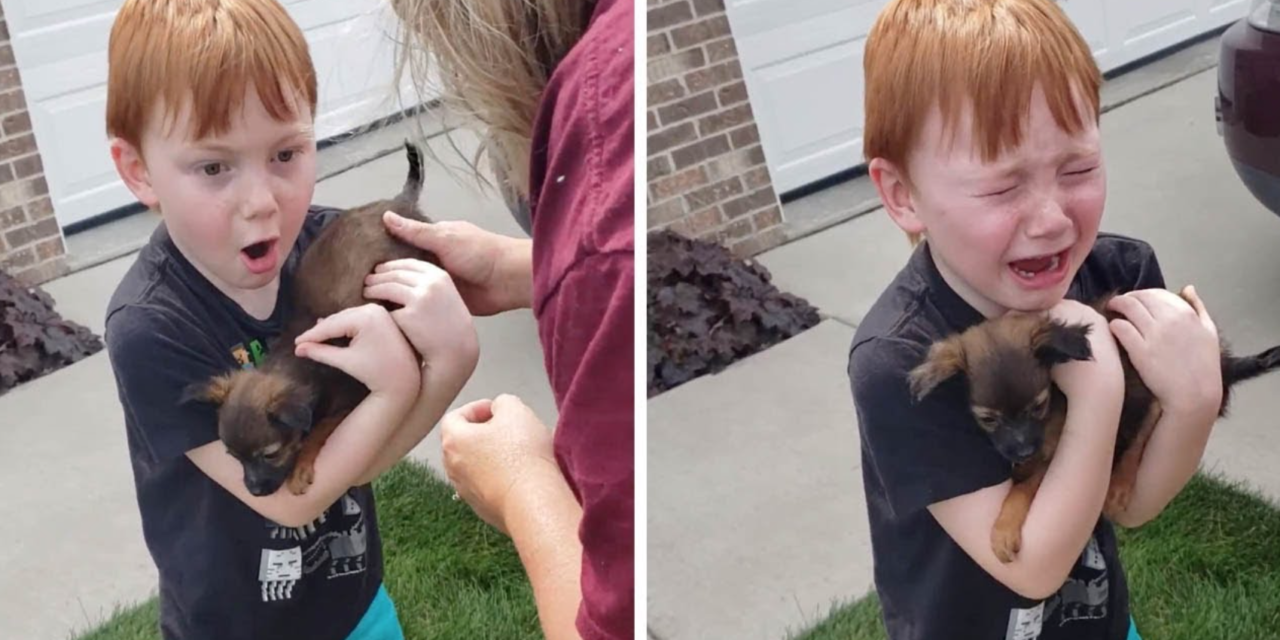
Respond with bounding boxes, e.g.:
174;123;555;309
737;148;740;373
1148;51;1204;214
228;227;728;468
646;0;787;257
0;4;64;287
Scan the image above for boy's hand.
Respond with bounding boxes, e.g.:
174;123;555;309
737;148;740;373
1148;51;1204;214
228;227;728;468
1107;286;1222;418
362;257;479;374
440;394;560;536
1046;299;1123;403
382;212;532;316
293;304;420;398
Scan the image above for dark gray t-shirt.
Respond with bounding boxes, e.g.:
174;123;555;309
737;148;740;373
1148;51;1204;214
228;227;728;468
848;233;1165;640
104;206;384;640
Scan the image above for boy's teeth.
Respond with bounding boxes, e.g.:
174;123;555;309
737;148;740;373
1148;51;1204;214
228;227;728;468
1011;253;1061;278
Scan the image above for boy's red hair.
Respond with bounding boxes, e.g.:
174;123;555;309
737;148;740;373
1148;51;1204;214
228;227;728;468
106;0;318;148
863;0;1101;186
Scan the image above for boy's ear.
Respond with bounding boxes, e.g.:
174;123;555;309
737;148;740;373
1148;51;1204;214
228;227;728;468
868;157;925;237
1033;320;1093;366
908;338;967;400
110;138;159;209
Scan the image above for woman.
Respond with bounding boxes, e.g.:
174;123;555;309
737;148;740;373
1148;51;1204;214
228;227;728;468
384;1;634;638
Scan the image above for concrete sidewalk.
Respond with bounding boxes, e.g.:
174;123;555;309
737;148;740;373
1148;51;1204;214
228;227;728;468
0;129;557;640
648;68;1280;639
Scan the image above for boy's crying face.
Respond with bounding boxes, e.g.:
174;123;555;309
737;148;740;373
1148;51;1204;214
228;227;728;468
885;85;1106;318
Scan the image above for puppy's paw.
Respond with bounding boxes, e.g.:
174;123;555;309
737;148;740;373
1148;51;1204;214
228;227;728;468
1104;483;1133;519
991;524;1022;564
286;463;315;496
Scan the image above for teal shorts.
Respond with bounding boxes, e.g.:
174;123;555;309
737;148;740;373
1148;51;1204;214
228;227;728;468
346;584;404;640
1129;616;1142;640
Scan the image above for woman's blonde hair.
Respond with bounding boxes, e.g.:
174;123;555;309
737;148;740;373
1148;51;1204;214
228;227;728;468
390;0;590;198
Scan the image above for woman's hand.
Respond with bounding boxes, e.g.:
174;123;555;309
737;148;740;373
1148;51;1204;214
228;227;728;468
383;212;533;316
1107;285;1222;418
440;394;562;535
363;257;479;376
293;304;420;398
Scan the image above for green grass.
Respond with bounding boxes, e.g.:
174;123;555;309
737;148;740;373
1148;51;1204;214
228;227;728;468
791;472;1280;639
74;461;540;640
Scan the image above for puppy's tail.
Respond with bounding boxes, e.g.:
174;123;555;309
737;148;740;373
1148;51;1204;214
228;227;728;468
391;141;425;219
1224;345;1280;386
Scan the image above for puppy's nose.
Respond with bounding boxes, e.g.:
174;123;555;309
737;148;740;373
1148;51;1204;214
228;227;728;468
246;479;273;496
1012;443;1037;461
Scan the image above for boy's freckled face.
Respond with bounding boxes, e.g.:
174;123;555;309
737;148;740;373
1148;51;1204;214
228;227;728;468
137;88;317;295
906;86;1106;316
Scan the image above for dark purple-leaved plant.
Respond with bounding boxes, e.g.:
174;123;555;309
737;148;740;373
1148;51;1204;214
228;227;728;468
648;229;820;396
0;268;103;395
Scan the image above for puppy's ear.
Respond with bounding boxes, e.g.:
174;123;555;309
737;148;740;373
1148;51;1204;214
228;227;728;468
274;387;316;433
908;338;967;400
1034;320;1093;366
180;374;234;407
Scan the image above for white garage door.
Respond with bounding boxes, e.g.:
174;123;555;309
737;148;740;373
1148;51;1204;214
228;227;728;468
0;0;431;229
727;0;1252;196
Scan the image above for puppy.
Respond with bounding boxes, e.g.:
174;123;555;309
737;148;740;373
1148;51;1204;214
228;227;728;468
183;142;436;497
908;288;1280;563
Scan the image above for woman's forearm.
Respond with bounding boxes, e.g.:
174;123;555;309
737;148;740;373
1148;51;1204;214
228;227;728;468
498;238;534;311
504;462;585;640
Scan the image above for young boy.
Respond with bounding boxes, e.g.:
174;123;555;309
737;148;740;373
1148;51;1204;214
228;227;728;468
848;1;1224;638
101;1;478;638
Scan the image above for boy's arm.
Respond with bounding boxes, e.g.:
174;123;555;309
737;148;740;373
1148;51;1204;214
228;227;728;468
188;378;418;528
353;350;478;485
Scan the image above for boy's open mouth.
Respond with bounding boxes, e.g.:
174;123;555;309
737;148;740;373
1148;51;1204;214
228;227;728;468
1008;248;1070;286
240;239;279;275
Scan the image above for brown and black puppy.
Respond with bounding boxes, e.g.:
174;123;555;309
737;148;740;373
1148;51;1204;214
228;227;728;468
908;289;1280;563
183;142;436;497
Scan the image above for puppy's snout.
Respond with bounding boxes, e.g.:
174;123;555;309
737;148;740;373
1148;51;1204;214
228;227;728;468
994;422;1043;464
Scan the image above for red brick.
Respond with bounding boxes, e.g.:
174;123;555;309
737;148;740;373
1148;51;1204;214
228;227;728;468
684;176;744;210
672;134;731;170
1;246;35;270
648;198;687;228
28;176;47;196
0;45;14;67
0;89;25;115
649;1;693;30
2;110;29;136
743;166;772;190
692;0;726;17
647;34;671;58
671;16;731;50
0;163;13;184
746;144;767;166
649;78;686;106
13;153;40;179
718;81;749;106
14;258;70;287
722;186;778;219
730;125;761;149
34;235;64;262
656;91;718;127
649;48;706;83
25;197;52;220
698;103;754;137
752;206;783;230
647;110;659;131
685;61;741;93
706;37;738;63
651;166;709;201
4;216;58;248
648;122;696;156
0;22;10;43
0;203;22;228
670;206;723;237
649;156;673;180
713;217;754;244
0;133;34;161
0;67;20;92
703;147;756;181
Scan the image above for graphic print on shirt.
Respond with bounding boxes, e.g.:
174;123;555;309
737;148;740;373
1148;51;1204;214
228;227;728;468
1005;534;1109;639
258;492;368;602
230;338;267;369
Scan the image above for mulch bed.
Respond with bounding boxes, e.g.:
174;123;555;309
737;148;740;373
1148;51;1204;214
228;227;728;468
0;268;102;395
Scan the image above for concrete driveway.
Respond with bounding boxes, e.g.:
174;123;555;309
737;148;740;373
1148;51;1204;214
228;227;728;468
647;67;1280;639
0;128;557;640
